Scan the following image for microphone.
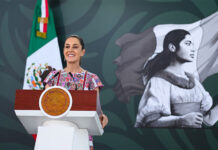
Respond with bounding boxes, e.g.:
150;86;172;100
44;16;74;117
88;84;91;90
69;72;73;78
49;71;60;86
69;72;77;90
52;71;60;79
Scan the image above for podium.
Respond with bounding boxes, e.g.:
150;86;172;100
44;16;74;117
14;87;103;150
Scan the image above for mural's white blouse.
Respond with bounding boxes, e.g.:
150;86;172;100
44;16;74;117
136;72;213;125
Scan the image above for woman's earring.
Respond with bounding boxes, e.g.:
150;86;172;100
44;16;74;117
64;57;66;61
168;43;176;52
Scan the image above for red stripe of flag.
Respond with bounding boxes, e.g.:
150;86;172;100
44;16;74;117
43;0;49;33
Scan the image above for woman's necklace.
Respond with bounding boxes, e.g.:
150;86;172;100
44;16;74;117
64;67;84;73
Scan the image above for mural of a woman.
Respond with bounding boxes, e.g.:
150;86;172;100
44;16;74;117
135;29;218;128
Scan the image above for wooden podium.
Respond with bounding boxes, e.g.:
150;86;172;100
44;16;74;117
14;87;103;150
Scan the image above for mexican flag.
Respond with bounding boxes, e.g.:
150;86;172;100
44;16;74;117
23;0;62;90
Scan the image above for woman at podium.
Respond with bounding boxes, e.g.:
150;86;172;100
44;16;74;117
43;35;108;150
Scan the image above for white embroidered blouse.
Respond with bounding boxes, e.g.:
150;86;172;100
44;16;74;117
135;71;213;126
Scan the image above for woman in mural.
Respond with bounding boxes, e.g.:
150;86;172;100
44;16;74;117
135;29;218;128
43;35;108;149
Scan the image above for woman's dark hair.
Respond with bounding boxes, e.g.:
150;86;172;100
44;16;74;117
143;29;190;80
65;35;85;49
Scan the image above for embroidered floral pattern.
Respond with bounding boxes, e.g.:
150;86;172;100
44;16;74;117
44;70;103;90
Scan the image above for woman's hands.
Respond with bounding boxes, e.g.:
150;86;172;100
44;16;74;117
99;114;108;128
95;88;108;128
179;112;203;128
